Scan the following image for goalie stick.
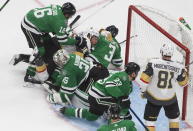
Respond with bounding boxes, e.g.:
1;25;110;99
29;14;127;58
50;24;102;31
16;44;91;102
0;0;10;11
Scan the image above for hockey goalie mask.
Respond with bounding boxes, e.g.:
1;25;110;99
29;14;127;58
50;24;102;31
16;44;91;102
160;44;174;57
53;49;69;68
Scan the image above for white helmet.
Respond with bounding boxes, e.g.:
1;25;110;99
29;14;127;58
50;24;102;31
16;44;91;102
87;27;99;39
53;49;69;68
160;44;174;57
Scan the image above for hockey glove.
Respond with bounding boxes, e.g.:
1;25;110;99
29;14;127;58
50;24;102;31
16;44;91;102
75;36;88;49
59;107;66;114
89;66;109;81
34;54;44;66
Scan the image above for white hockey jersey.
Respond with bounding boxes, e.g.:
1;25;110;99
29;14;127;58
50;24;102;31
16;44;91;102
139;58;188;105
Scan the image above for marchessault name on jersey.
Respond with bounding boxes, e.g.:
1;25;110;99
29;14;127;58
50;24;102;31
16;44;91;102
153;63;180;73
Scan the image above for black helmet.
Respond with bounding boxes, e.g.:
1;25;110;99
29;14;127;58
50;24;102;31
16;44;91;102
62;2;76;16
106;25;119;38
125;62;140;75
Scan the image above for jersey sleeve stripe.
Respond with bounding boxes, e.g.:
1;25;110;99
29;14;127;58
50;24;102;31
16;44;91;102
60;86;77;94
58;39;68;43
112;59;123;65
105;82;117;87
22;16;43;35
56;35;68;43
56;34;68;39
140;72;151;84
88;86;106;98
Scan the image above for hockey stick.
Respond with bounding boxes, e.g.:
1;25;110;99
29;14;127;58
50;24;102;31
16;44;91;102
129;107;149;131
119;40;126;44
119;35;138;44
178;17;193;67
179;17;191;30
0;0;10;11
69;15;81;28
72;0;115;29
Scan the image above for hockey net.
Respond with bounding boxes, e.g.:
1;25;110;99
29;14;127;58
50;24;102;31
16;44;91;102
125;5;193;124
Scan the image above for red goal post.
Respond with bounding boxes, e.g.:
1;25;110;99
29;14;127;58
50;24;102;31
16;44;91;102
125;5;190;120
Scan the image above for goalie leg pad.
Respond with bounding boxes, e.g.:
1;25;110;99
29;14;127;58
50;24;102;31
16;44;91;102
47;93;63;104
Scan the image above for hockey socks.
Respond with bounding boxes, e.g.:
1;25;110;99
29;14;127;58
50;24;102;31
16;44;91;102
169;122;179;131
60;107;99;121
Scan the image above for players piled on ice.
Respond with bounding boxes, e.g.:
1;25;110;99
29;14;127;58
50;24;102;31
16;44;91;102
9;1;193;131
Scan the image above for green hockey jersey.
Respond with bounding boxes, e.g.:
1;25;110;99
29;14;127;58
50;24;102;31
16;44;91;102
24;4;75;46
87;35;122;68
97;119;137;131
53;54;92;95
88;71;132;99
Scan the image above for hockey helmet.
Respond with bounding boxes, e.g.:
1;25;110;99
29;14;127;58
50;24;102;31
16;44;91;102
125;62;140;75
62;2;76;16
87;27;99;39
160;44;174;57
53;49;69;68
106;25;119;38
